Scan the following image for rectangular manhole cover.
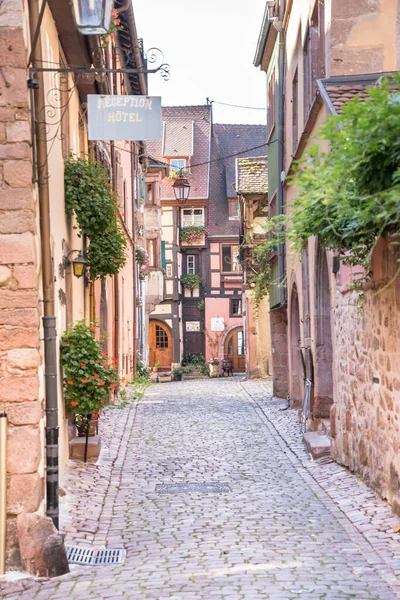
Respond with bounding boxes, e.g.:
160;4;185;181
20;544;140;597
66;546;126;566
156;483;230;494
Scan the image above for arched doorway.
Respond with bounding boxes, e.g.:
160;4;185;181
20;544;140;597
314;247;334;418
149;320;173;369
290;284;303;407
224;326;245;372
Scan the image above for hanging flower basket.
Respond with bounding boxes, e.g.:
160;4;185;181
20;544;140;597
135;246;149;278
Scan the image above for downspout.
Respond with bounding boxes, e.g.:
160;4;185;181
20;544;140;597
131;142;137;376
28;0;59;528
277;13;286;306
0;412;7;574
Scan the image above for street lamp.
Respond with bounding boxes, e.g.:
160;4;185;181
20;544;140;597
70;0;114;35
172;174;191;204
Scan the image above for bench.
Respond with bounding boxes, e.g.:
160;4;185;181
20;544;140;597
221;359;233;377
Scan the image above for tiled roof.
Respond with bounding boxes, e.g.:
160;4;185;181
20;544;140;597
146;105;211;200
324;84;370;114
318;72;398;115
208;124;267;237
162;119;193;157
236;156;268;195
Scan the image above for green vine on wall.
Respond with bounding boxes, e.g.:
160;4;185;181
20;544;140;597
252;75;400;310
65;155;127;280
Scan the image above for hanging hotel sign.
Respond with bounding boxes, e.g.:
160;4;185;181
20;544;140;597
88;95;162;141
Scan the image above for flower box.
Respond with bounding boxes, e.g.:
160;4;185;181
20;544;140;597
158;375;172;383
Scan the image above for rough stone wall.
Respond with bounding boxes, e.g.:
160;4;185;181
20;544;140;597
331;241;400;516
331;0;398;76
0;0;44;569
270;307;289;398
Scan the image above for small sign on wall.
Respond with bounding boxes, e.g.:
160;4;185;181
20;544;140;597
210;317;225;331
186;321;200;332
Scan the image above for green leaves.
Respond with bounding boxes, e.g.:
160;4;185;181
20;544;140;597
64;155;127;280
181;273;201;291
61;320;120;417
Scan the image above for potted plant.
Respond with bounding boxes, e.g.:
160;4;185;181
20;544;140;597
152;361;160;373
181;273;201;292
61;320;120;437
208;356;220;378
158;371;172;383
173;366;184;382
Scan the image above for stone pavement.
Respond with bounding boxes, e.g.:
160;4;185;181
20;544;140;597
2;378;400;600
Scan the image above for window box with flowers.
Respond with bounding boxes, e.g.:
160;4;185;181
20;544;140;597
179;225;208;246
100;8;123;48
61;320;120;441
181;273;201;292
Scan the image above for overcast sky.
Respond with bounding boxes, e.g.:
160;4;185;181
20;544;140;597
133;0;267;125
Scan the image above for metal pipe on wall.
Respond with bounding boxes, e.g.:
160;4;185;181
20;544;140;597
0;412;7;575
28;0;59;528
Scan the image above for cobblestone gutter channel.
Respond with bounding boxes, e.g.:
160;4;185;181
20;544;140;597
1;379;399;600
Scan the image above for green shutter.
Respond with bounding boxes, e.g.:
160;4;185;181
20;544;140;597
269;260;281;308
161;241;166;270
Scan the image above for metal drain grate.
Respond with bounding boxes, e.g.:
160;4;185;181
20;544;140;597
66;546;93;565
156;482;230;494
66;546;126;566
92;549;126;565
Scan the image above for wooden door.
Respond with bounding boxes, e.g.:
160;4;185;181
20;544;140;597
149;320;173;369
224;327;245;372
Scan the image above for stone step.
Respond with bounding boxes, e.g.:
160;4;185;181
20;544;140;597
303;431;331;460
321;418;331;437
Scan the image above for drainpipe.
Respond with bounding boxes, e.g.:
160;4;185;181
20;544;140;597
0;412;7;574
28;0;59;528
277;7;286;306
131;142;137;376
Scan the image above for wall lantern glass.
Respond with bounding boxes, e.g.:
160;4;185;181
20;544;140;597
70;0;114;35
173;175;191;204
71;252;87;278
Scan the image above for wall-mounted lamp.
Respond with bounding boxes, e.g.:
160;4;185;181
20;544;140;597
61;250;87;279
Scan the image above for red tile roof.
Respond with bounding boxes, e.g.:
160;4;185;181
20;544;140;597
146;105;211;200
208;124;267;237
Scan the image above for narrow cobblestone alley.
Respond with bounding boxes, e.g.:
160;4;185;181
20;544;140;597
2;379;400;600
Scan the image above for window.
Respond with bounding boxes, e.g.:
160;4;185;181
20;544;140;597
230;298;242;317
267;70;276;140
187;255;195;274
147;239;156;267
156;325;168;348
292;67;299;155
221;245;242;273
237;330;245;355
166;264;173;278
229;199;239;220
170;158;186;172
182;208;204;227
147;183;154;204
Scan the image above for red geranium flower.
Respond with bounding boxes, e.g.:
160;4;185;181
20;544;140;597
71;401;78;407
80;362;86;367
67;380;74;385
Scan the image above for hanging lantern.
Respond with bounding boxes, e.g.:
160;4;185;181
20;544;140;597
70;0;114;35
172;175;191;204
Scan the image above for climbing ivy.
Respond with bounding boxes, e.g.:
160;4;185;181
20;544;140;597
251;75;400;309
64;155;127;280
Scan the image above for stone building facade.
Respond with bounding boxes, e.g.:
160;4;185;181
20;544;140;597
255;0;400;514
1;0;151;573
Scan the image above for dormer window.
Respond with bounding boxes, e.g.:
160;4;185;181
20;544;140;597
170;158;187;173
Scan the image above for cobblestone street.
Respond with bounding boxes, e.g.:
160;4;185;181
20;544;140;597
2;379;400;600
